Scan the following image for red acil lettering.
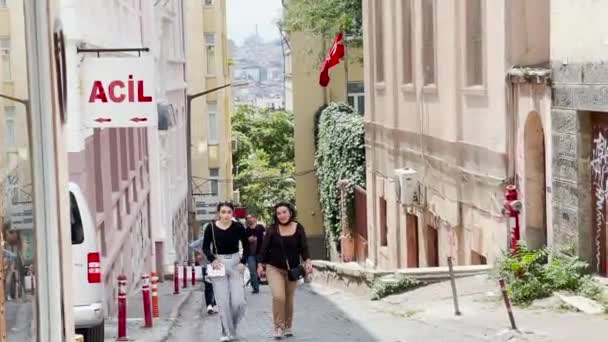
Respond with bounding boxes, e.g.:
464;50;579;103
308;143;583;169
89;76;153;103
89;81;108;103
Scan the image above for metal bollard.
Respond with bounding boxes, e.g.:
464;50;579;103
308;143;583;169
183;261;188;289
191;262;196;286
151;272;160;319
142;274;153;328
173;261;180;295
447;256;461;316
499;278;517;330
117;275;128;341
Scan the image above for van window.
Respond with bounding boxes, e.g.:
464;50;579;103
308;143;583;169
70;193;84;244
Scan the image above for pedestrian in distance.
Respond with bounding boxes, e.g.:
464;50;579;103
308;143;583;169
203;202;251;342
245;213;265;294
258;202;313;340
189;228;218;315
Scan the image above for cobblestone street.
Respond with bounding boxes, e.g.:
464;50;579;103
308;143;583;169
168;283;514;342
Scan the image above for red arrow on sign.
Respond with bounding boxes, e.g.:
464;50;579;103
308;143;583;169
94;117;112;123
130;117;148;123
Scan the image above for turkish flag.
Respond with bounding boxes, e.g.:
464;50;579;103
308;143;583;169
319;33;345;87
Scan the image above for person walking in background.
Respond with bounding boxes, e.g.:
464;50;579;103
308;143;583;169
258;202;313;339
245;213;265;294
203;202;250;342
189;229;217;315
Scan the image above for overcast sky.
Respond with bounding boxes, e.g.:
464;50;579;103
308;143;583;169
227;0;283;45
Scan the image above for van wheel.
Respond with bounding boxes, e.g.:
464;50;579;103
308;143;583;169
82;322;104;342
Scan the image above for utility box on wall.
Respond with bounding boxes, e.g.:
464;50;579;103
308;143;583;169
395;168;418;205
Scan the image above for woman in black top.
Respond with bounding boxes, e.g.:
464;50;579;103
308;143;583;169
258;202;312;339
202;202;250;342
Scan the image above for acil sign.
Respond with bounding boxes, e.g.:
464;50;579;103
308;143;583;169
81;56;157;128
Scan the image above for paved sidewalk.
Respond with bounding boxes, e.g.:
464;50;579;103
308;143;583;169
104;279;196;341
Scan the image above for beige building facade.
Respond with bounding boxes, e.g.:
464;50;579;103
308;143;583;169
1;0;31;208
363;0;551;269
285;29;364;258
185;0;233;225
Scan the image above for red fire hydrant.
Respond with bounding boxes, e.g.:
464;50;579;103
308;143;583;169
503;185;523;252
173;262;180;295
142;273;153;328
117;275;128;341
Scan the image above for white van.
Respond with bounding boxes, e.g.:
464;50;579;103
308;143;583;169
70;183;104;341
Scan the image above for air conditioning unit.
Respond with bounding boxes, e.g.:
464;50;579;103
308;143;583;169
395;168;418;205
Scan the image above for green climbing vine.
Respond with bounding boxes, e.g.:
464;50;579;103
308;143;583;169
315;102;365;242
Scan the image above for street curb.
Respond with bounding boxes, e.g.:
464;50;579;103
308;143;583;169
159;288;196;342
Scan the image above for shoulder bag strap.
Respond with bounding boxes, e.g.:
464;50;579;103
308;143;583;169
211;222;220;256
276;228;291;271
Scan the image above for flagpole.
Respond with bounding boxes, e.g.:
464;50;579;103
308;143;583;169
344;33;348;101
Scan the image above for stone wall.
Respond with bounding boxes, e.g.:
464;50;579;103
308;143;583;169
551;61;597;263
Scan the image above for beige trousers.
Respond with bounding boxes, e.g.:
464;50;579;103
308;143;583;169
266;265;298;330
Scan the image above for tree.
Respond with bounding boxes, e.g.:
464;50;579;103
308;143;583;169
232;105;295;223
281;0;363;42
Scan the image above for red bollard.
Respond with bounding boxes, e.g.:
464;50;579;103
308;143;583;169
151;272;160;319
142;274;153;328
117;275;128;341
183;261;188;289
499;278;517;330
173;262;180;295
191;262;196;286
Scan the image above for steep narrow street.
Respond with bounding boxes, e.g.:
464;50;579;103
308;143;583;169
168;283;507;342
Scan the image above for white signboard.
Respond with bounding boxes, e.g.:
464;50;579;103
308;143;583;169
9;201;33;231
194;194;219;222
82;56;157;127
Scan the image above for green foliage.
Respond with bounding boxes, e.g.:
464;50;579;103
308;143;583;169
281;0;363;40
370;276;422;301
232;105;295;222
496;242;606;306
315;103;365;241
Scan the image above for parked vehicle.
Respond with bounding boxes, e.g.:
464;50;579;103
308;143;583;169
70;183;104;341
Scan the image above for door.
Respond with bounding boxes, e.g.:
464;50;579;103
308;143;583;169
591;114;608;275
426;225;439;267
406;214;419;268
353;186;368;262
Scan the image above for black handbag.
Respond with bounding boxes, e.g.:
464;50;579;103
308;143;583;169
277;229;305;281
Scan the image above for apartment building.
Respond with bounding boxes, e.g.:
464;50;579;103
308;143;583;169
186;0;233;227
0;0;32;234
551;0;608;276
363;0;551;269
283;8;365;259
60;0;188;314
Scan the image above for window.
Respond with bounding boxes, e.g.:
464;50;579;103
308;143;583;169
4;106;16;147
374;0;384;82
347;82;365;115
207;101;218;144
401;0;413;84
205;33;216;76
203;0;213;6
422;0;436;86
1;38;11;81
209;168;219;196
466;0;484;86
70;193;85;245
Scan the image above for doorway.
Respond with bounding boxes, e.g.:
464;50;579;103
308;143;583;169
426;225;439;267
406;214;419;267
591;114;608;275
524;112;547;250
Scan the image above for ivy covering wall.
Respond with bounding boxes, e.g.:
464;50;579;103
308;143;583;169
315;103;365;243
